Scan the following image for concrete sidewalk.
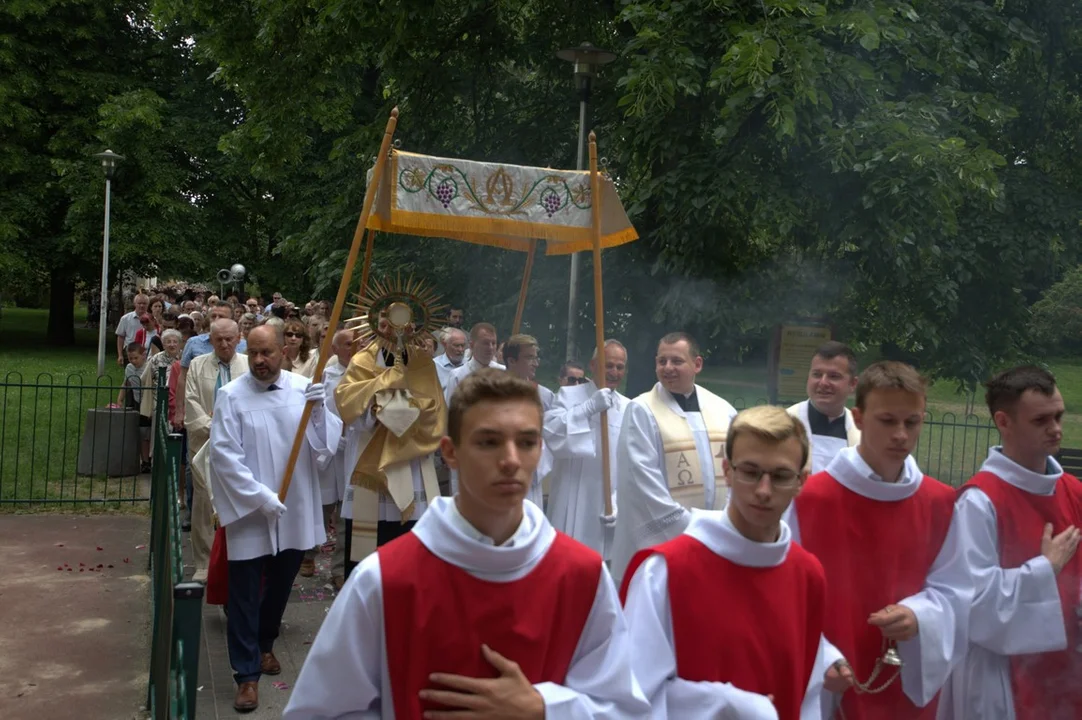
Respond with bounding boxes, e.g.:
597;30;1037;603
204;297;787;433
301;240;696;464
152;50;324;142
0;514;152;720
191;533;338;719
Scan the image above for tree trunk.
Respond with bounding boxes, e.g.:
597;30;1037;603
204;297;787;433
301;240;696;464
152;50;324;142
46;269;76;346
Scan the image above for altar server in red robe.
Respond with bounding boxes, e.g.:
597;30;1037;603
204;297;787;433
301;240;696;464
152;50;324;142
787;361;973;719
283;368;649;719
940;365;1082;720
622;405;831;719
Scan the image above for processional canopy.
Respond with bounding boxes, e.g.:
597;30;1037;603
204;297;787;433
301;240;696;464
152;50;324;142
365;150;638;254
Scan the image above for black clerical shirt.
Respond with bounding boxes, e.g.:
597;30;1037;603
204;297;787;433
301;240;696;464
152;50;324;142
807;401;848;439
669;389;700;413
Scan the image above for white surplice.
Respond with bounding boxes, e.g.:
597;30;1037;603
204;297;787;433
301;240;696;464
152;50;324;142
208;371;341;561
282;496;651;720
786;400;860;474
544;381;627;558
937;448;1069;720
624;510;831;719
320;362;349;506
786;447;973;714
610;383;738;584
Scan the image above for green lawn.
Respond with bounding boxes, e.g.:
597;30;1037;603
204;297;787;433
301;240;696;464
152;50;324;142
0;307;146;509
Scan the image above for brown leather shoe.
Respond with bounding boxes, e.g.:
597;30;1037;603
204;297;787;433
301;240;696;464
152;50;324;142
332;575;345;591
233;681;258;713
299;557;316;577
260;651;281;675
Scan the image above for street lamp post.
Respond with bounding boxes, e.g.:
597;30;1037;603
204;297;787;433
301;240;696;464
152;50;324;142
556;42;616;361
94;149;124;377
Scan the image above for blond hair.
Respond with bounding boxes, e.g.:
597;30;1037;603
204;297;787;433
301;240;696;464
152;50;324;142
724;405;810;470
447;368;541;443
855;361;927;410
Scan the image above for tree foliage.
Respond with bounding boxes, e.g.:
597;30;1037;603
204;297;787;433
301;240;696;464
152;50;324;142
4;0;1082;389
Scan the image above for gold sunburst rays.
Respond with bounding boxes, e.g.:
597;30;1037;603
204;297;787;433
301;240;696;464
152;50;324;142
345;274;447;354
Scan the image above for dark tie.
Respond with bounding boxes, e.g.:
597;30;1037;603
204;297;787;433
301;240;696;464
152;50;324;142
267;383;278;392
672;390;700;413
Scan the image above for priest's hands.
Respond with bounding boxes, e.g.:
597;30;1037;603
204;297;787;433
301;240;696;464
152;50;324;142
1041;523;1081;575
599;513;617;529
419;644;545;720
868;604;919;641
824;659;855;693
583;388;616;417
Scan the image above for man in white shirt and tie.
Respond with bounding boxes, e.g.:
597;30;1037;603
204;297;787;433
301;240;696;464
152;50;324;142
184;319;247;582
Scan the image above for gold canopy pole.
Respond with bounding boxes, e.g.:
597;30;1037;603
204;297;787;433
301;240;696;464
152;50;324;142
279;107;399;502
588;132;612;516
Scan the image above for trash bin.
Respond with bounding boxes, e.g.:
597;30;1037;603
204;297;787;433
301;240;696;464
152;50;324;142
77;408;141;477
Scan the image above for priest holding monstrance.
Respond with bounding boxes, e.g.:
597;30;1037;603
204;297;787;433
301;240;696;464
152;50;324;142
334;277;446;568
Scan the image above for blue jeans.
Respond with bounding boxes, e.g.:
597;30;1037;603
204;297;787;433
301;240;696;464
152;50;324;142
226;549;305;684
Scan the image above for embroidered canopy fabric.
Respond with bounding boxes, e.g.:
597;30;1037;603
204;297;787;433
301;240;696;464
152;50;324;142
365;150;638;255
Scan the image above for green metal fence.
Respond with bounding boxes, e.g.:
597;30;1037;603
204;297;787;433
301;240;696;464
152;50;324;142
0;371;150;505
913;411;1000;488
147;370;202;719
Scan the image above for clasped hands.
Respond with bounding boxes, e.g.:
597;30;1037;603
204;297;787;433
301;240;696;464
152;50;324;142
418;644;544;720
823;602;918;694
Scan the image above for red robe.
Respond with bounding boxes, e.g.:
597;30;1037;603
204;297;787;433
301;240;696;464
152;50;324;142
621;535;826;720
794;471;955;719
379;531;601;720
960;471;1082;720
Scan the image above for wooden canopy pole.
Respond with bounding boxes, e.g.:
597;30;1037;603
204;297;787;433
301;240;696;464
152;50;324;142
511;239;538;335
279;108;399;502
359;228;377;297
588;132;612;516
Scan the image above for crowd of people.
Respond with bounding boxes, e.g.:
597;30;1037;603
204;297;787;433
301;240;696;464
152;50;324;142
118;288;1082;718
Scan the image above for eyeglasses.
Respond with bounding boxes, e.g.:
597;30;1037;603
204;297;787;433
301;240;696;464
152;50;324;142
284;331;304;338
564;376;589;385
729;465;801;489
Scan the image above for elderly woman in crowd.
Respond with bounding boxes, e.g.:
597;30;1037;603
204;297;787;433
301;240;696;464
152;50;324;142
239;312;257;341
232;303;245;322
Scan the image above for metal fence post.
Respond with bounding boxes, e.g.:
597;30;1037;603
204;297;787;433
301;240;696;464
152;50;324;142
173;582;204;720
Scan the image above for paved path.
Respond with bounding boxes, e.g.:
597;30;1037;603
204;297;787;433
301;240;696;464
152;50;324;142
190;533;338;719
0;514;152;720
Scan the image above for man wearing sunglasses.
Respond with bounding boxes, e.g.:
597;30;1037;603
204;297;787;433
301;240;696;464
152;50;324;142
544;339;630;559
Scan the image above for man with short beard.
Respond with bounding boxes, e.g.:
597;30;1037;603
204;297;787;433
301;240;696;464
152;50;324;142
209;325;340;712
434;327;467;388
